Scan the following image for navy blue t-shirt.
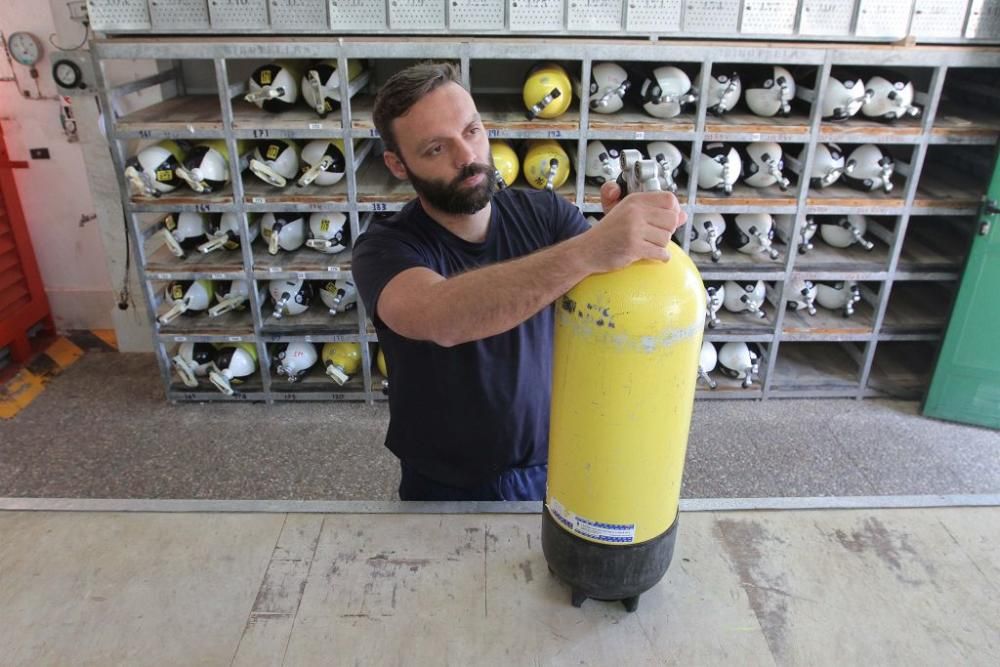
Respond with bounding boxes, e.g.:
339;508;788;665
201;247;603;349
352;188;590;488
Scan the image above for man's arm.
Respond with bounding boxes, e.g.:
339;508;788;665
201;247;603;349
377;189;685;347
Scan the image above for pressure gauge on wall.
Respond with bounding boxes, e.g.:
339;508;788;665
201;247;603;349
53;59;85;90
6;31;43;66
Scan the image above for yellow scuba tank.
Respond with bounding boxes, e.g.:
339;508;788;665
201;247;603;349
522;140;570;191
523;63;573;120
490;140;520;189
375;346;388;378
543;149;705;612
321;342;362;386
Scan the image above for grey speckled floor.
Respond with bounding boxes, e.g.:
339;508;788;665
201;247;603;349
1;352;998;500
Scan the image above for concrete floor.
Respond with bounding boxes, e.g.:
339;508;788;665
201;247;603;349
0;506;997;666
1;351;998;500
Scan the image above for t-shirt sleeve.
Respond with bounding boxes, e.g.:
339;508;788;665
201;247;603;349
352;229;430;328
547;189;592;244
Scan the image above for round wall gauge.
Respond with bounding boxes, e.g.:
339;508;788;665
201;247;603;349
7;32;42;66
53;59;85;89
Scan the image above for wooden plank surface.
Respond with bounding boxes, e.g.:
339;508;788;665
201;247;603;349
157;307;254;336
260;304;359;336
243;178;349;204
772;341;860;388
145;244;246;273
783;299;876;335
252;245;353;274
117;96;223;132
231;99;344;132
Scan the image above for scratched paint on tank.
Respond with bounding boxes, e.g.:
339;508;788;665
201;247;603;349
548;242;705;545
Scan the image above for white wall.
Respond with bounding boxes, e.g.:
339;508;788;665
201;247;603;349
0;1;152;349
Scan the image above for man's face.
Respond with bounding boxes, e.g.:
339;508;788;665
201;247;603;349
387;82;496;215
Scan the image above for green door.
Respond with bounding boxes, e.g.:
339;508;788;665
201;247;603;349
923;151;1000;429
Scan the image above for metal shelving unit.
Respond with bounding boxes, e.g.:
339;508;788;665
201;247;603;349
90;36;1000;403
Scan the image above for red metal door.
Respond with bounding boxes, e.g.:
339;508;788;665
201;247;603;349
0;121;53;361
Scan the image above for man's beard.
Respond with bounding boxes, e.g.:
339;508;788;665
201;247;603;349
404;157;496;215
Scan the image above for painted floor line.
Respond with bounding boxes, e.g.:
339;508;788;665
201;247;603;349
0;494;997;514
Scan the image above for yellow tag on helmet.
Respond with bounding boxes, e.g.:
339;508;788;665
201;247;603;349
260;70;273;85
266;145;280;160
164;215;176;230
171;285;184;300
156;169;174;182
320;219;330;232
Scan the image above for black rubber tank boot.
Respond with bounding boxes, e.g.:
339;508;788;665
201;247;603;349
541;508;678;612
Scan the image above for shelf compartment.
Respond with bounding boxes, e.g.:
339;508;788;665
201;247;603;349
880;280;954;335
243;178;349;206
694;183;798;210
929;106;1000;145
782;295;876;340
694;241;787;279
347;94;577;139
259;300;359;336
130;184;236;210
268;362;367;396
895;215;971;275
914;146;993;214
156;308;255;338
709;300;778;336
117;96;224;138
252;244;353;278
476;94;581;138
231;99;345;136
702;112;810;142
145;244;246;277
819;116;923;144
167;376;266;400
697;340;769;398
770;341;862;392
588;105;695;139
792;221;891;276
866;341;937;398
806;178;907;213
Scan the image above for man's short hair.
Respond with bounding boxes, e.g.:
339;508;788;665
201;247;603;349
373;61;463;158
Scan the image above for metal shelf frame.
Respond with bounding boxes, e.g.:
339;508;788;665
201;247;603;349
90;36;1000;403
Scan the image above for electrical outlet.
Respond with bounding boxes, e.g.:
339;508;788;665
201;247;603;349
30;148;50;159
68;1;88;23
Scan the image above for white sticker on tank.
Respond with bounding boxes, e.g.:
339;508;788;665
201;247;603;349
547;497;636;544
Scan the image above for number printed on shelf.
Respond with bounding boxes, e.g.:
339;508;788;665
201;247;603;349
751;133;761;141
282;393;297;401
268;266;282;273
308;123;323;130
372;203;387;211
251;197;266;204
211;273;226;279
303;335;313;342
174;336;188;342
634;131;645;140
138;130;152;139
228;336;243;342
369;129;380;137
154;273;170;280
253;129;270;139
487;128;501;138
547;130;562;138
182;392;196;400
195;204;211;212
296;272;306;279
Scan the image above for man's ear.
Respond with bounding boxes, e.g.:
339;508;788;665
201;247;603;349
383;150;408;181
